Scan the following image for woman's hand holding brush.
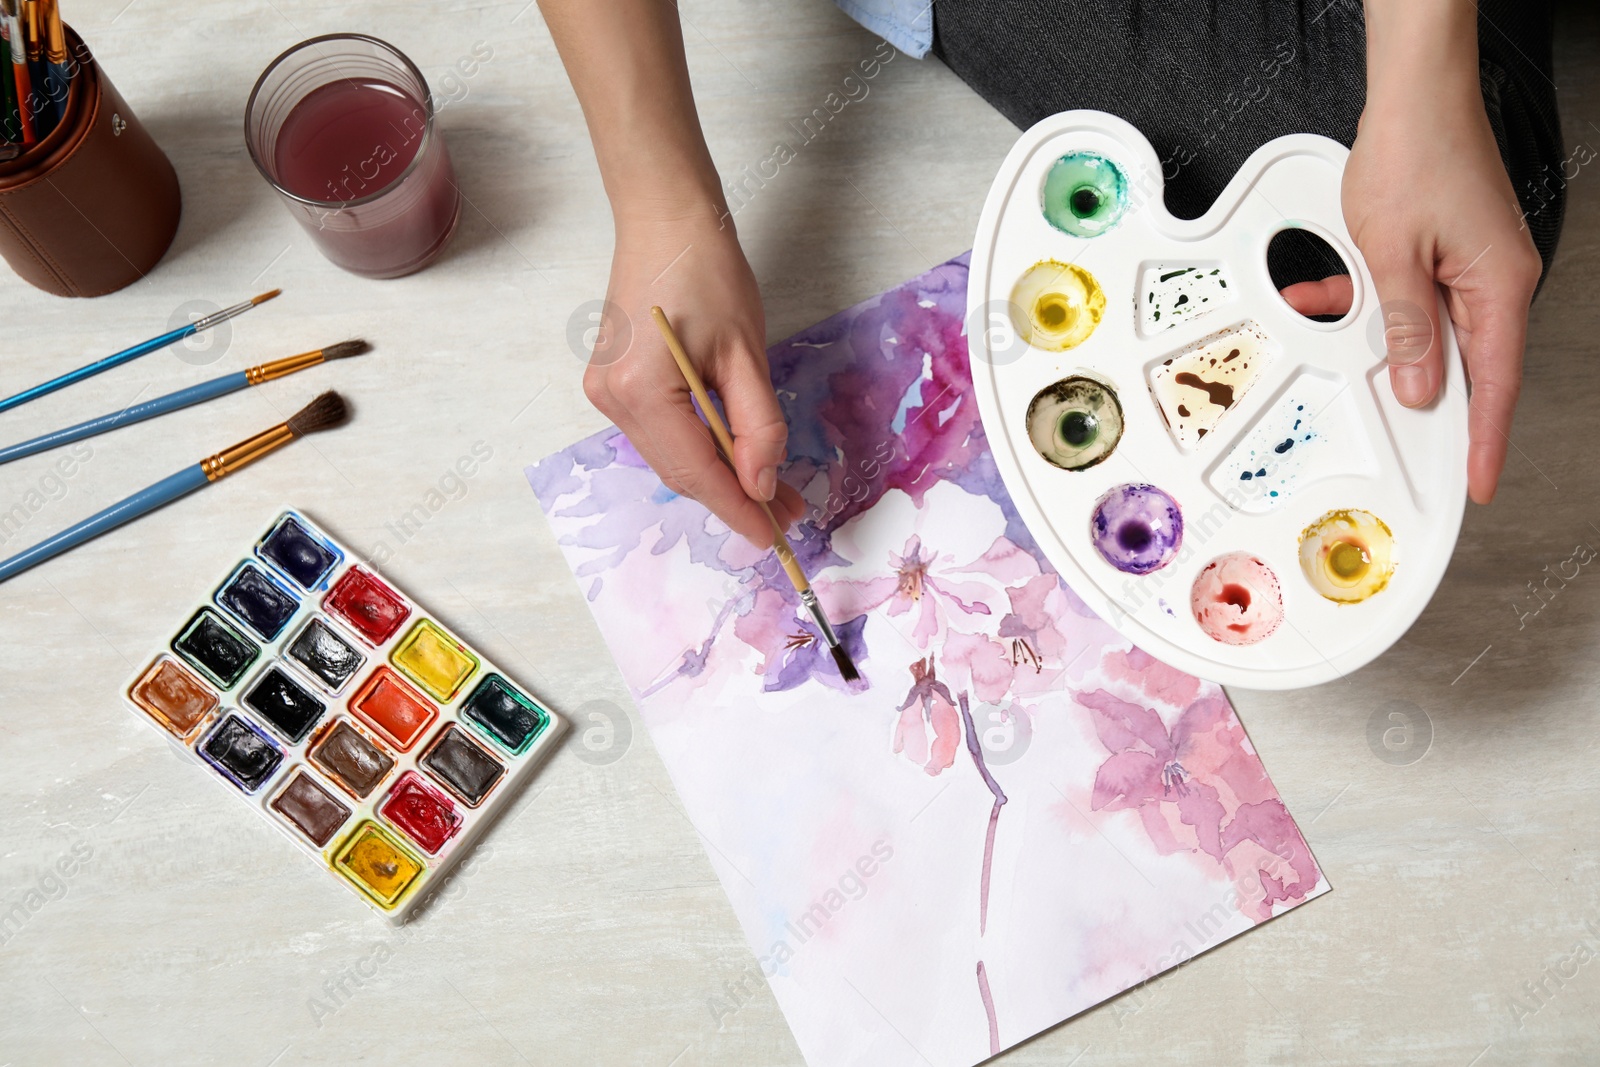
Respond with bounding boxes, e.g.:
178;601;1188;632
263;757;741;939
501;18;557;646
539;0;803;548
582;211;805;549
652;307;859;683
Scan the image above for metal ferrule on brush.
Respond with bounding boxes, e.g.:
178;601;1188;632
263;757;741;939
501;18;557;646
246;350;324;385
22;1;39;62
3;3;23;66
800;588;841;648
201;424;296;481
192;298;264;333
44;1;64;64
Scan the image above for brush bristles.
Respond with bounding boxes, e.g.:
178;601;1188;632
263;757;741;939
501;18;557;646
252;288;282;305
320;340;370;361
285;391;348;436
830;642;861;683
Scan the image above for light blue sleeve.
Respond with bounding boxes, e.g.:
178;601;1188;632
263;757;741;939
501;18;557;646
832;0;933;58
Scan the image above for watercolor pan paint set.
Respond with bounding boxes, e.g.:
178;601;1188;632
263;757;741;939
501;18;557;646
123;509;564;921
968;111;1469;688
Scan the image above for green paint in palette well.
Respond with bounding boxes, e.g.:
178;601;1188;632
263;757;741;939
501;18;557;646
1041;151;1129;237
461;674;549;755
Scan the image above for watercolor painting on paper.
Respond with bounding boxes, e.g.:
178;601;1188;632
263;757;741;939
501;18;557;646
529;254;1327;1067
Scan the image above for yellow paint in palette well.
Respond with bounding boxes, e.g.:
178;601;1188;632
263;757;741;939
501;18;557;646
1010;259;1105;351
1298;507;1396;603
333;821;425;908
391;619;479;702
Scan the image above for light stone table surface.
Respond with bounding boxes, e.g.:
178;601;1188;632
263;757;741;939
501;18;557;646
2;1;1598;1064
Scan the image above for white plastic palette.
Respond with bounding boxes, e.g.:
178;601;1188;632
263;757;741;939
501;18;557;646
968;111;1468;689
122;509;564;921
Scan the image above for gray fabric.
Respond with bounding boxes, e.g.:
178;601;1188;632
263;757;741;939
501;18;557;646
931;0;1565;288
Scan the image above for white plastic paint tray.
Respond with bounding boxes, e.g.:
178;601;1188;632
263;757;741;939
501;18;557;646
967;111;1468;689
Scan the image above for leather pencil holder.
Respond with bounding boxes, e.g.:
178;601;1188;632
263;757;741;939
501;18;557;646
0;28;182;297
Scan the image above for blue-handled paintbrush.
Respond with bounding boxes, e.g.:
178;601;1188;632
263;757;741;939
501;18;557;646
0;339;368;465
20;0;50;134
39;0;67;127
0;288;280;416
0;391;347;583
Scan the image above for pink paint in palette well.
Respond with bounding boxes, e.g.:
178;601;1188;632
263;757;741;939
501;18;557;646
1191;552;1285;645
531;254;1326;1067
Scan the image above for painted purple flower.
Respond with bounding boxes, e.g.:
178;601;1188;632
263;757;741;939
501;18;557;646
732;585;869;693
529;429;749;601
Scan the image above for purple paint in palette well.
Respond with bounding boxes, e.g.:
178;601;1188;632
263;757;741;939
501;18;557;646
257;513;342;590
529;253;1327;1067
1090;483;1184;575
198;713;284;793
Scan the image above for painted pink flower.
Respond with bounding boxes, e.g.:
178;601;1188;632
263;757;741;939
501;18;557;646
844;534;998;647
1220;800;1323;921
1074;648;1321;917
939;631;1015;706
1076;685;1233;858
997;573;1070;672
895;658;961;775
819;484;1012;652
938;536;1089;703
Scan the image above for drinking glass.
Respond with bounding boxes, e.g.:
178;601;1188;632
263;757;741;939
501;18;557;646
245;34;461;279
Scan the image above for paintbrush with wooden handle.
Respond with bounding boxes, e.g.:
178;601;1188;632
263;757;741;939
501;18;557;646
651;306;860;684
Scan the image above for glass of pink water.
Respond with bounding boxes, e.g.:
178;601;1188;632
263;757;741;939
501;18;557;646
245;35;461;279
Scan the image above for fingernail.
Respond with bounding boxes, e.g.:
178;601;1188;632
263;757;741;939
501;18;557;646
756;465;776;501
1385;325;1431;365
1392;364;1428;406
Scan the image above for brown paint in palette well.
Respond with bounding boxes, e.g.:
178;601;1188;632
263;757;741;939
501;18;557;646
309;719;396;799
270;769;352;847
130;657;218;737
420;725;504;807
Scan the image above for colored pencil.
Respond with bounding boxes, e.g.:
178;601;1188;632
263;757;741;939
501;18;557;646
0;391;348;583
0;340;368;465
0;289;281;415
650;306;861;684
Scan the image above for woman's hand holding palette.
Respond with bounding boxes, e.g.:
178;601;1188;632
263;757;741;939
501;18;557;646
967;111;1469;688
124;509;564;920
